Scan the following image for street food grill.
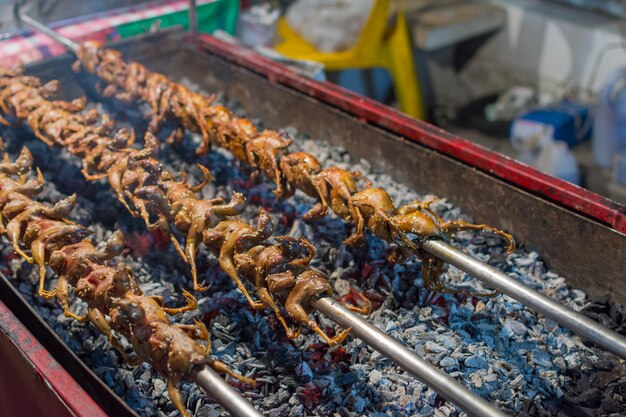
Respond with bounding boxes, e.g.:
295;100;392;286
1;13;626;417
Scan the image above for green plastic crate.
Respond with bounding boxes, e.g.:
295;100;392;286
116;0;239;38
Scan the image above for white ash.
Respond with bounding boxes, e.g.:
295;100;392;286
0;84;624;417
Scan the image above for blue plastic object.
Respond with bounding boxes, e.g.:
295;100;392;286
516;101;591;149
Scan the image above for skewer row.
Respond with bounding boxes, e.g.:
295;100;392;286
70;40;515;295
12;13;626;415
0;62;505;415
0;145;259;417
0;66;371;346
65;36;626;360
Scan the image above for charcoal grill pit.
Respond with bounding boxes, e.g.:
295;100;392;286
1;27;625;417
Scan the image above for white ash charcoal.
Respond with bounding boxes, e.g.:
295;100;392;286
530;349;554;368
501;318;529;338
464;355;488;369
425;340;447;353
290;404;304;416
439;357;459;370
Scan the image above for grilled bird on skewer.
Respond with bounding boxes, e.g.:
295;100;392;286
0;147;253;417
71;41;515;294
0;66;370;346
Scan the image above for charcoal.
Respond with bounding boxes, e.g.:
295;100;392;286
296;362;314;383
530;349;553;368
464;355;488;369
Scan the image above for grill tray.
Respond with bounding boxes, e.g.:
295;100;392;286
2;29;625;415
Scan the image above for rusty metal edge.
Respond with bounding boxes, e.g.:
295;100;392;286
0;298;106;417
0;271;138;417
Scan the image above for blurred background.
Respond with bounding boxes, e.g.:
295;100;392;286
2;0;626;203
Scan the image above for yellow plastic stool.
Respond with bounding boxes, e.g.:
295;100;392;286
275;0;424;119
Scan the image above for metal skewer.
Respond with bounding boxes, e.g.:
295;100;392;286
192;365;264;417
423;239;626;359
188;0;198;37
314;297;508;417
19;14;79;52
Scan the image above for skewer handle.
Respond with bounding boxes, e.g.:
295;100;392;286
313;297;508;417
422;239;626;360
19;14;79;53
188;0;198;37
192;365;265;417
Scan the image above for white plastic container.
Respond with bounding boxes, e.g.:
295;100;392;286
237;4;280;48
511;125;580;185
593;68;626;168
535;140;580;185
